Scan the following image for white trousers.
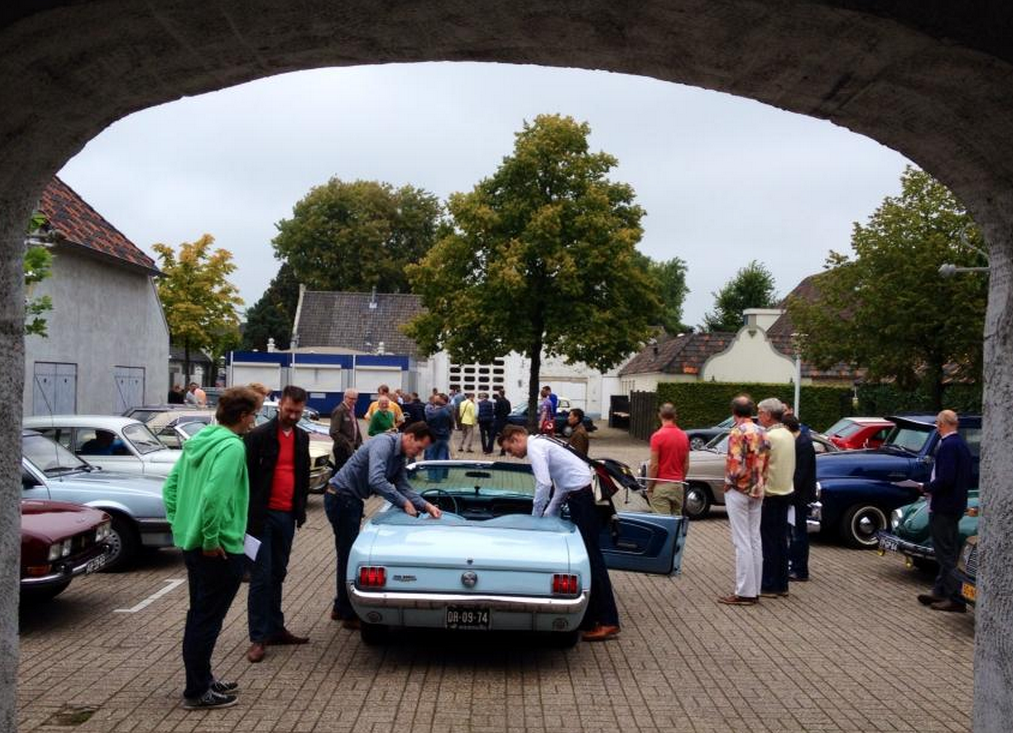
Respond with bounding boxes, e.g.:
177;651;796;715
725;489;763;598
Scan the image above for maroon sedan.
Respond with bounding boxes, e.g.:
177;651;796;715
21;500;112;601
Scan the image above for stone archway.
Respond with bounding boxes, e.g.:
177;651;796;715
1;2;1010;731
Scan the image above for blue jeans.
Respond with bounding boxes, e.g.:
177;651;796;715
181;550;244;699
566;488;620;629
425;438;450;480
761;494;791;594
788;503;810;579
324;491;364;621
247;510;296;642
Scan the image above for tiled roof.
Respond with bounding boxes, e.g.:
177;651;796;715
295;291;425;357
619;332;736;376
38;176;158;274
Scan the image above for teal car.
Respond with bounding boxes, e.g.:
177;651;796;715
876;491;979;567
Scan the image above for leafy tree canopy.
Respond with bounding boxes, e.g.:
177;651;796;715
272;178;442;294
242;262;300;351
153;234;244;379
646;256;690;334
405;114;661;424
703;260;778;332
787;166;987;408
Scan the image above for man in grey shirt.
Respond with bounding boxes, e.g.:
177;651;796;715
323;422;443;628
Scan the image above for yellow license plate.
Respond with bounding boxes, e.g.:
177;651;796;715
961;582;976;602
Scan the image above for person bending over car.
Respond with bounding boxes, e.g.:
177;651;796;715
498;425;621;642
324;421;443;629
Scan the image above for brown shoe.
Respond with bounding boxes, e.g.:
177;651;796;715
341;617;361;631
718;595;757;606
918;593;944;606
582;624;620;642
330;609;341;621
930;600;967;613
268;628;309;645
246;642;265;663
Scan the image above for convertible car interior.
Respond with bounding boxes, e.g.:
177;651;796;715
408;464;546;520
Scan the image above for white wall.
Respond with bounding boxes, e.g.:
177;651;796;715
24;247;169;415
701;326;796;383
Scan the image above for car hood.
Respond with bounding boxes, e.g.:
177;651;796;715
43;469;165;497
816;449;916;480
362;512;578;572
21;499;106;541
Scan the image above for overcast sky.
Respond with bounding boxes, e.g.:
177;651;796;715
58;62;911;328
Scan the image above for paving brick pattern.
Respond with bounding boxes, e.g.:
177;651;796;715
17;429;973;732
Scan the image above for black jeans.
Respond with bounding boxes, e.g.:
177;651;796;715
181;549;244;699
566;488;620;629
929;510;962;600
248;509;296;642
761;494;791;594
479;421;495;453
324;491;364;620
788;501;810;579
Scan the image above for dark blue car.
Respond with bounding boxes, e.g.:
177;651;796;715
811;414;981;548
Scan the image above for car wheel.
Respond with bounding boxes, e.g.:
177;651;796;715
359;623;388;646
841;504;888;549
690;436;706;451
683;484;711;520
102;514;140;572
22;579;72;602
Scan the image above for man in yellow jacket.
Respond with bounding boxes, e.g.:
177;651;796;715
163;386;259;710
458;392;477;452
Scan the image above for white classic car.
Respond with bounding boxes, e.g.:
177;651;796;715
24;415;181;478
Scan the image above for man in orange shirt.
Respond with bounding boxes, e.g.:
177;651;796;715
243;385;312;663
647;403;690;515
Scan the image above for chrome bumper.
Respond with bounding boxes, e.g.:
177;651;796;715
349;585;590;614
21;546;111;587
806;501;822;534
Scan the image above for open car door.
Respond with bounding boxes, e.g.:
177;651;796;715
601;512;687;575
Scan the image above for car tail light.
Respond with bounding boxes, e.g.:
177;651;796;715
25;565;52;577
358;566;386;588
552;574;580;596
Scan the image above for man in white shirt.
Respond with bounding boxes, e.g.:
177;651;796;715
498;425;620;642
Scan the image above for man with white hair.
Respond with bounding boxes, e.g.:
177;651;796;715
329;389;361;471
757;398;795;599
916;410;973;613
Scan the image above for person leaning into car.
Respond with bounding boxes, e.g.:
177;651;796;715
324;422;443;629
916;409;973;613
498;424;621;642
162;386;259;711
244;385;312;664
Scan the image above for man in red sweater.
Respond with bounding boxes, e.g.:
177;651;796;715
244;385;312;663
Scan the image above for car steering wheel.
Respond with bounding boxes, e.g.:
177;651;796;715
421;488;460;515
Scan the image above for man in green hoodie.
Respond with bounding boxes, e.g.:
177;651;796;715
163;386;259;710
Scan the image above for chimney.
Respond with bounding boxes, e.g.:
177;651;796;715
742;308;784;331
369;286;378;310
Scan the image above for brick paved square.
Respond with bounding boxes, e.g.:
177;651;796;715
17;429;973;732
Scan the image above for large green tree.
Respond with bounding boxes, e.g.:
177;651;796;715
647;256;690;333
787;166;987;409
153;234;244;382
242;261;300;351
703;260;778;332
272;178;441;293
405;114;661;427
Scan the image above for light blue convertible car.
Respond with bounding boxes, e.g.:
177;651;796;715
348;460;687;646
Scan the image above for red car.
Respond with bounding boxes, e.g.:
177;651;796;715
21;500;112;601
823;417;895;451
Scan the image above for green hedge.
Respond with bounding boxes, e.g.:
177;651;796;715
855;383;982;415
655;382;853;433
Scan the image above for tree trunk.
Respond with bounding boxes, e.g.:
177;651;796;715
526;340;542;433
0;196;29;733
928;362;945;412
975;205;1013;732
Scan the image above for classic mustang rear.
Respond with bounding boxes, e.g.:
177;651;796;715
347;461;686;645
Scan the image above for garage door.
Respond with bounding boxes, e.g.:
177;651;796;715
353;367;403;394
548;380;587;411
